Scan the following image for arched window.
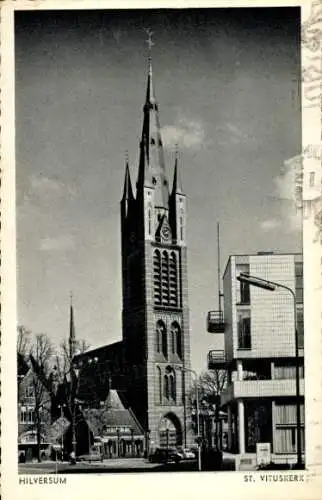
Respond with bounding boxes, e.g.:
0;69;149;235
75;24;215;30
161;325;168;359
170;322;182;359
171;327;176;354
169;252;178;307
161;251;169;305
154;250;180;308
153;250;161;305
156;320;166;354
179;215;184;241
169;372;176;401
164;375;169;399
148;206;152;235
156;366;162;404
164;366;176;402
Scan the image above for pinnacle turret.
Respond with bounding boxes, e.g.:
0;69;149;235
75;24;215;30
172;148;183;195
122;156;134;202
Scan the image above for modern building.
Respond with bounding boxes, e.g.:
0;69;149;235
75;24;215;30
208;252;304;464
73;44;193;452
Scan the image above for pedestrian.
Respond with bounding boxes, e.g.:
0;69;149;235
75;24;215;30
69;450;76;465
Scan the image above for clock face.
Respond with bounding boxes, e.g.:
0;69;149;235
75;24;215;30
161;225;170;240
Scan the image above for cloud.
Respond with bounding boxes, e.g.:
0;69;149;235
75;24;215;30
270;155;303;233
161;116;205;150
30;175;63;192
39;236;75;252
259;219;281;231
216;122;255;147
30;174;79;199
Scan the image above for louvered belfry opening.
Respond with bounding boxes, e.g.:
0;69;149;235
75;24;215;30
153;249;180;308
169;252;178;307
153;250;161;305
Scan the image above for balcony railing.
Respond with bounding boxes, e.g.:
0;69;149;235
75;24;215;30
207;310;225;333
208;349;226;369
221;378;305;405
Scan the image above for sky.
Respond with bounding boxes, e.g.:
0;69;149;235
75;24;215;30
15;8;301;373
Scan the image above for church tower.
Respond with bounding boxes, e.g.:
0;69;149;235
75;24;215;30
120;36;192;449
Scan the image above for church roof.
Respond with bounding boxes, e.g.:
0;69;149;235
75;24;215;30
83;390;144;437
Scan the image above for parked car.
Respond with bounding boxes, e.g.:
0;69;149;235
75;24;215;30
175;448;196;460
78;451;104;462
148;447;181;464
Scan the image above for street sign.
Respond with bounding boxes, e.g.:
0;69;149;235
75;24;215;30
256;442;271;466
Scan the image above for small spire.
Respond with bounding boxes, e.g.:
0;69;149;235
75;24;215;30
69;292;76;360
121;153;134;202
172;146;183;195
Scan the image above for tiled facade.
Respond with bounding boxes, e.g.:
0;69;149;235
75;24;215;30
219;253;304;461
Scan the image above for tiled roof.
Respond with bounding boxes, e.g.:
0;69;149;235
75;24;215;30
83;390;144;437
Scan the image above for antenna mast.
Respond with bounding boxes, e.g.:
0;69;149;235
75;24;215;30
217;221;221;313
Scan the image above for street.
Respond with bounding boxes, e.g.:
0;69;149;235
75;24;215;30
19;455;235;474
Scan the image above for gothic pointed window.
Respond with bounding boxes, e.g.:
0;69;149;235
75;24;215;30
171;321;182;359
164;366;176;403
156;320;166;355
169;252;178;307
161;251;169;305
153;250;161;305
171;326;176;354
164;374;169;399
161;326;168;359
154;249;180;309
148;205;152;235
170;372;176;401
179;211;184;241
156;366;162;404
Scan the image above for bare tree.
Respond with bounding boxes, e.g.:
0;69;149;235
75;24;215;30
53;338;92;456
28;334;54;462
17;325;31;358
188;370;227;449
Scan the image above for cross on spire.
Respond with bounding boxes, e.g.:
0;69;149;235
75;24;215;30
145;28;154;52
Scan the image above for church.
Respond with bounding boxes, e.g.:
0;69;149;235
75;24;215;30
74;39;193;453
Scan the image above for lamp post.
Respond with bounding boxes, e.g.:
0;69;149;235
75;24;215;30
58;404;66;462
178;367;201;471
237;272;302;467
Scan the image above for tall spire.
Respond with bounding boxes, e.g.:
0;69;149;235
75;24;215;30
69;292;76;360
172;145;183;195
137;30;169;209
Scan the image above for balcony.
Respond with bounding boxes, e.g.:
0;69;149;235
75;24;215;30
208;350;226;369
221;378;305;405
207;310;225;333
